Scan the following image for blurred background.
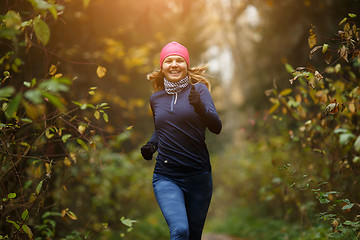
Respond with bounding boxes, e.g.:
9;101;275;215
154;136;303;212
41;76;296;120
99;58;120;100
1;0;360;239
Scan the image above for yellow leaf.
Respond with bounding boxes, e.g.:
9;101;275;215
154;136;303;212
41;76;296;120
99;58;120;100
96;66;106;78
61;209;66;217
322;43;329;53
54;73;63;79
308;34;316;48
66;210;78;220
49;64;57;75
78;125;86;134
45;128;54;139
268;102;280;114
94;110;100;120
279;88;292;96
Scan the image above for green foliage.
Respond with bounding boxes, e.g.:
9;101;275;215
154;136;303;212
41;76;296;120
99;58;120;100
0;0;221;239
0;1;137;239
265;14;360;239
208;206;331;240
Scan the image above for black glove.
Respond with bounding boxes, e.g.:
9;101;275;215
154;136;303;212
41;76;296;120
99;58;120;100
189;85;205;113
140;143;156;160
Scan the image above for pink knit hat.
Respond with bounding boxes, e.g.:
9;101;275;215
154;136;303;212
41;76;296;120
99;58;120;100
159;42;190;68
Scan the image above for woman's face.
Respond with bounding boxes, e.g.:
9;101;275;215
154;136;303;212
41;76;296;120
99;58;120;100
162;55;188;82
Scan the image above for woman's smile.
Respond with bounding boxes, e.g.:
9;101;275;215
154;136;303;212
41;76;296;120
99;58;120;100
162;55;188;82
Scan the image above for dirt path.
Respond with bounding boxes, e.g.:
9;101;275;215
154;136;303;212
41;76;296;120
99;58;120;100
202;233;245;240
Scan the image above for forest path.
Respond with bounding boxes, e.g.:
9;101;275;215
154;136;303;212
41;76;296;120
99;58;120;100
202;233;247;240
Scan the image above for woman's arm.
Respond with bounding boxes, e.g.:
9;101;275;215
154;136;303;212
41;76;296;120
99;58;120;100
189;84;222;134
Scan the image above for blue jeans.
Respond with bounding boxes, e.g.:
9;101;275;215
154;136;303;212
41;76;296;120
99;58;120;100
152;172;212;240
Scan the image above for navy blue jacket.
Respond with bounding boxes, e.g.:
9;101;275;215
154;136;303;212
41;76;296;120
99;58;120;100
148;83;222;177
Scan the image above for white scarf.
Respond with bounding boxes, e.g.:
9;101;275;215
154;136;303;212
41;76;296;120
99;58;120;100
164;76;189;95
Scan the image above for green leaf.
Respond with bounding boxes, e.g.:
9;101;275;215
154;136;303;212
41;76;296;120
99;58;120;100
120;217;137;228
80;104;88;110
49;6;58;20
322;43;329;53
38;78;70;92
348;13;357;18
339;17;348;25
340;199;351;205
342;203;354;210
14;58;22;66
33;17;50;45
62;134;72;143
28;0;52;10
77;139;89;151
98;102;108;108
6;220;20;230
42;92;66;111
42;211;62;218
20;142;31;149
5;93;22;119
103;112;109;122
0;86;15;99
24;180;33;189
285;63;294;73
339;133;355;146
334;128;349;134
24;89;43;104
4;10;22;30
31;78;37;86
343;220;360;227
72;101;82;107
22;209;29;221
22;224;33;240
36;180;43;195
8;193;16;199
354;136;360;152
66;210;78;220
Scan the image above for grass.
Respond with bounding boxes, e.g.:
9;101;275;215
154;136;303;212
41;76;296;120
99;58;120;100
205;206;334;240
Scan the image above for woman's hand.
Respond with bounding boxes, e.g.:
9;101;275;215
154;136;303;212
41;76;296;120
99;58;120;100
140;143;156;160
189;85;205;113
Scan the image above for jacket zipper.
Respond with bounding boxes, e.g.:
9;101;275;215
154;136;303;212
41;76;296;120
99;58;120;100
170;92;178;111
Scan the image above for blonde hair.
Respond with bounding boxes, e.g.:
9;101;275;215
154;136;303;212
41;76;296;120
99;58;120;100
147;64;211;92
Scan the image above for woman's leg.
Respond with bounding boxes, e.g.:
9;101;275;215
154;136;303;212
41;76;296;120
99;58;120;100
153;174;189;240
184;172;213;240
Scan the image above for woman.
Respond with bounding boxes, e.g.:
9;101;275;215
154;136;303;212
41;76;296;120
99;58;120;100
141;41;222;240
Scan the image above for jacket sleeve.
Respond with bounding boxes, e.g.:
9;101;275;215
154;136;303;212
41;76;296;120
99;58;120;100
147;100;158;150
148;130;158;150
197;84;222;134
